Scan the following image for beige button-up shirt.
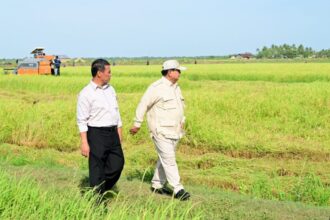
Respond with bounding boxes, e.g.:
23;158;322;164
134;77;185;140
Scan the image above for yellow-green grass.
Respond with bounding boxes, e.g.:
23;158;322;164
1;66;329;156
0;63;330;209
1;143;330;219
110;63;330;82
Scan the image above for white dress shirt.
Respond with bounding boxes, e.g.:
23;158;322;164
77;81;122;132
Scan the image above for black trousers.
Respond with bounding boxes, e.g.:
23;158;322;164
87;126;124;194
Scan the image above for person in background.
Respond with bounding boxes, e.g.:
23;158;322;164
53;56;61;76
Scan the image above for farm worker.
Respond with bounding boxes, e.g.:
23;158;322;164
53;56;61;76
77;59;124;194
129;60;190;201
50;61;55;75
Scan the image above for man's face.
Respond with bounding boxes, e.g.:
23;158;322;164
98;65;111;84
168;69;181;82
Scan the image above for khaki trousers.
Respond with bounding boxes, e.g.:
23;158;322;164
151;135;184;194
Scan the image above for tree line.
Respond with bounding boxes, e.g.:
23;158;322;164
256;44;330;59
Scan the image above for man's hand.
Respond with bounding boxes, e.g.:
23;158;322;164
80;132;89;157
81;142;90;157
117;127;123;143
129;126;140;135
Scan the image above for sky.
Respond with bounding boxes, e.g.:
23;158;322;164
0;0;329;58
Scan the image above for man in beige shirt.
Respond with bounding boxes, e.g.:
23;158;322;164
130;60;190;201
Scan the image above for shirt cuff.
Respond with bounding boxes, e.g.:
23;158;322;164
181;116;186;124
117;121;123;128
134;121;142;128
78;124;88;132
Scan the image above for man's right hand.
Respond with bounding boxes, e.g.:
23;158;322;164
81;142;90;157
129;126;140;135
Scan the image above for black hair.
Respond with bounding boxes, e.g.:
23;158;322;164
91;59;110;77
161;69;180;76
161;70;168;76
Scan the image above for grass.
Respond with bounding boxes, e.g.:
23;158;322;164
0;169;201;220
1;67;329;155
0;63;330;218
0;144;329;219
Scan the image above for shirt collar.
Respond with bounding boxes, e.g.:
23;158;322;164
161;77;177;87
90;80;109;90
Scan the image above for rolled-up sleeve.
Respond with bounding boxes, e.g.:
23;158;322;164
77;93;90;132
181;116;186;124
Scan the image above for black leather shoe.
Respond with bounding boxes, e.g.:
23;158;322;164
150;187;172;195
174;189;190;201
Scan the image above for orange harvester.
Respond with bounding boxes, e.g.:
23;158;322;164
16;48;54;75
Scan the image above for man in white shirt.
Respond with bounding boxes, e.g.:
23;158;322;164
130;60;190;201
77;59;124;194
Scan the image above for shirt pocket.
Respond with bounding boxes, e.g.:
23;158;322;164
159;96;177;110
156;120;179;139
159;119;176;127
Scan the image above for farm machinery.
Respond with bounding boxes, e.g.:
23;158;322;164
14;48;55;75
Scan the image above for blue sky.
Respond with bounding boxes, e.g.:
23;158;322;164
1;0;329;58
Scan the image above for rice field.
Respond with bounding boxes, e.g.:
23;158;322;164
0;63;330;219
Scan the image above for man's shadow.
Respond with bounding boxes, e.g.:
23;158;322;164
78;176;90;194
126;167;154;182
78;176;120;200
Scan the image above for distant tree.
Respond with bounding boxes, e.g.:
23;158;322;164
256;44;316;59
298;44;304;57
316;49;330;58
